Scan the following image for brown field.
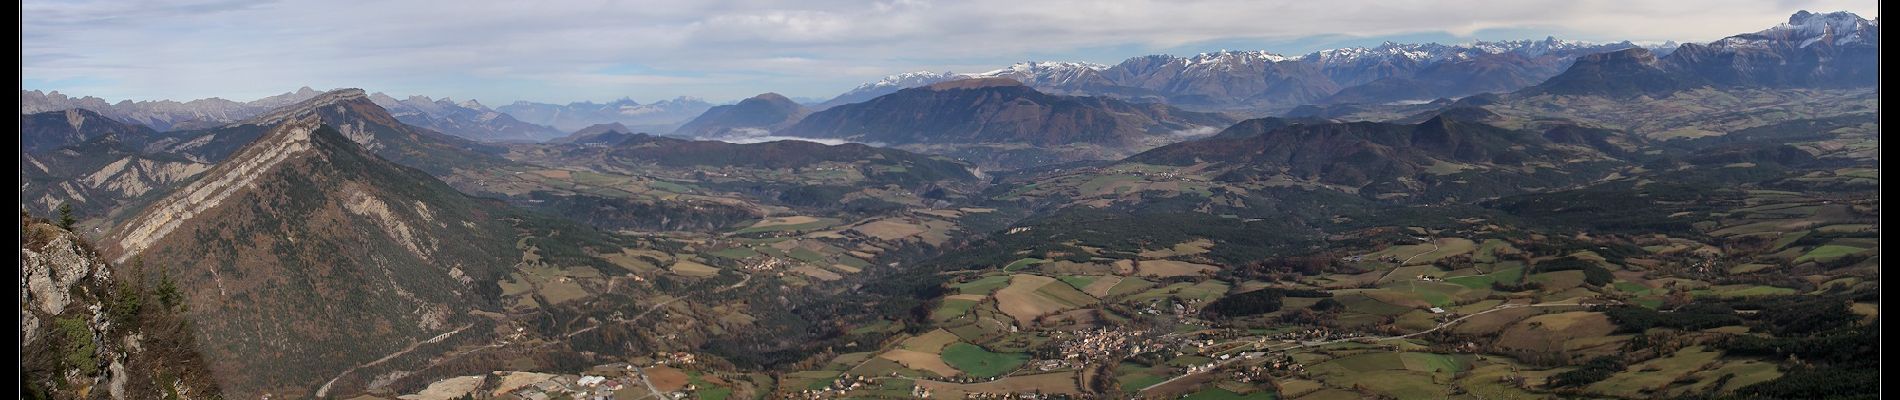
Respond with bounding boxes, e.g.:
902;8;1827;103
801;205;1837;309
1299;388;1372;400
852;219;930;241
1138;238;1214;258
670;260;721;277
901;329;962;353
1134;260;1218;277
646;366;690;392
1320;269;1387;289
404;375;485;400
1275;379;1326;398
1081;276;1126;298
750;215;821;228
1360;289;1433;309
994;275;1069;324
531;169;573;179
944;294;987;301
1496;312;1617;356
492;372;558;395
914;372;1081;397
917;209;963;219
537;277;591;305
880;349;962;377
1451;307;1537;335
794;265;843;281
602;248;663;273
828;263;862;273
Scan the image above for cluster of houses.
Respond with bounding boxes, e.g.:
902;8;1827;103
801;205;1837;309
1053;328;1150;363
659;351;699;366
1265;328;1366;345
487;372;630;400
791;374;876;399
743;256;791;272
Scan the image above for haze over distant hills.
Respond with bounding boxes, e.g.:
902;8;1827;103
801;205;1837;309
497;97;716;133
24;11;1873;148
17;8;1883;400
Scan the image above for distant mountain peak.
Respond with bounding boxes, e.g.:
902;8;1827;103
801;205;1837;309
979;60;1110;75
748;92;793;103
925;77;1026;90
238;88;371;126
1719;10;1876;49
1188;50;1293;64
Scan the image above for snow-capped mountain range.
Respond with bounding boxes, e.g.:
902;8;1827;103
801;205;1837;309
1712;10;1877;50
823;36;1672;110
1529;10;1878;97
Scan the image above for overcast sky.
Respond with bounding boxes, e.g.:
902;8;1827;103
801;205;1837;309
20;0;1878;105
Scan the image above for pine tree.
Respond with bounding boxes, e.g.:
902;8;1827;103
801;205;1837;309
57;203;76;230
156;263;184;312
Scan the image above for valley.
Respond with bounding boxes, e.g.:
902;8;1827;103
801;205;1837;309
18;7;1879;400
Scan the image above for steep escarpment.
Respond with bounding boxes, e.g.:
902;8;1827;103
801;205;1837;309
100;116;530;398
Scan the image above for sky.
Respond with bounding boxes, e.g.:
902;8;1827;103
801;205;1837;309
20;0;1878;105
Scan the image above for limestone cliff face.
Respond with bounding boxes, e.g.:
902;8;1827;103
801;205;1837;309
104;115;322;263
19;108;214;227
20;214;221;400
21;220;111;342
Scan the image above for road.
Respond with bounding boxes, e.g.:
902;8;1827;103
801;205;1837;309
320;272;753;398
316;323;477;398
1139;301;1584;392
1377;236;1442;284
563;271;751;338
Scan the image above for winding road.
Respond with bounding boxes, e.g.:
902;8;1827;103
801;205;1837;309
317;272;753;398
316;323;477;398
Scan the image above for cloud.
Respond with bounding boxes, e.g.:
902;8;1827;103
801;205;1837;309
714;136;875;146
20;0;1877;104
1168;126;1222;138
697;127;879;146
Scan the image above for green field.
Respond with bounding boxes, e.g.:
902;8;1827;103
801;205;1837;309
1059;275;1099;290
1003;257;1049;271
1612;282;1653;295
688;371;732;400
956;276;1014;296
733;217;841;234
1696;285;1798;298
933;299;979;321
1118;373;1166;392
707;247;760;259
789;247;830;263
1794;244;1869;263
1446;265;1523;289
1106;277;1156;297
940;343;1028;378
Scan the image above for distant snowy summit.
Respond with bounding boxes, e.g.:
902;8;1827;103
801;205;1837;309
824;36;1668;110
